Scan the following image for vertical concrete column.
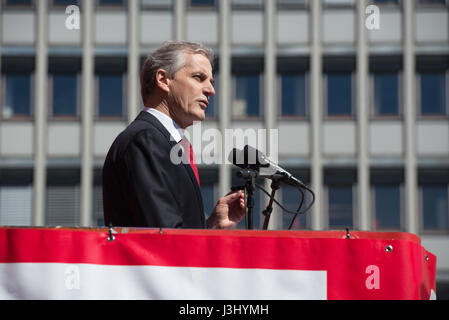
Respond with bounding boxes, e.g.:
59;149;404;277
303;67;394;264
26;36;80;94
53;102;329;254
404;0;418;235
310;0;323;230
33;0;48;226
264;0;280;229
174;0;186;40
357;0;370;230
80;0;94;226
218;0;231;199
128;0;140;122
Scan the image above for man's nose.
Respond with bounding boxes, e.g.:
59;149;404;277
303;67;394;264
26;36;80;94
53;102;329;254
204;81;216;97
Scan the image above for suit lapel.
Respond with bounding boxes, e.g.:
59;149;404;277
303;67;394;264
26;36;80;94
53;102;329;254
136;111;205;224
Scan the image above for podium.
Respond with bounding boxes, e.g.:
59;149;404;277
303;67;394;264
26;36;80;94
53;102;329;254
0;227;436;300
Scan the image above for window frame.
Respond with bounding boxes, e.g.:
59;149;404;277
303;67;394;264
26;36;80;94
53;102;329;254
50;0;81;8
48;72;81;121
419;183;449;235
416;70;449;119
96;0;127;10
370;182;404;231
324;71;355;119
1;71;34;121
2;0;34;9
231;72;264;121
415;0;449;8
95;71;127;120
370;70;403;119
277;72;309;120
325;182;356;230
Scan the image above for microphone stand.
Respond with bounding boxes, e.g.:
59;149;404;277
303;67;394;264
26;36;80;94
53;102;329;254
261;176;282;230
237;169;258;230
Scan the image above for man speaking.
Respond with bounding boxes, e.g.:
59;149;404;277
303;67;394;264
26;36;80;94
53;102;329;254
102;41;245;229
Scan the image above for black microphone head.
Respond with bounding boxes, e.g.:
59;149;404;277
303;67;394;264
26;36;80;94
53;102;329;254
243;145;269;167
229;148;246;168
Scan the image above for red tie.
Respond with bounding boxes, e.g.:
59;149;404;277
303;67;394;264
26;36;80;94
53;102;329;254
180;138;200;187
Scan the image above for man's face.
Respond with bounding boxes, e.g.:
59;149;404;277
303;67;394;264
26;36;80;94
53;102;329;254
167;52;215;129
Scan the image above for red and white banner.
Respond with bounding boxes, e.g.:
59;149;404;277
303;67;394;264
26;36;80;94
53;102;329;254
0;227;436;300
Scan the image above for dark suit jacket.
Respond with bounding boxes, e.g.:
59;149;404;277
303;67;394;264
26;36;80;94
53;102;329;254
102;111;205;228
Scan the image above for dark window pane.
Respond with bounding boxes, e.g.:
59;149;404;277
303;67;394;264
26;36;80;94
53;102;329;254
281;74;306;116
422;185;449;231
418;0;445;4
421;73;446;115
281;185;307;230
328;185;353;229
5;0;32;5
373;184;401;230
233;74;260;118
53;74;77;116
327;73;352;115
98;74;123;117
190;0;215;6
53;0;77;5
374;73;399;115
205;74;218;118
200;183;215;220
372;0;399;3
99;0;123;4
4;74;31;118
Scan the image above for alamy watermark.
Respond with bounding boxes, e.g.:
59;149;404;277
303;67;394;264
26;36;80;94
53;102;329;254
65;5;80;30
171;121;279;171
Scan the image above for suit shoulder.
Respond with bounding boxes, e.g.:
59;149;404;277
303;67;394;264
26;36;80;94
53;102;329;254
106;119;172;163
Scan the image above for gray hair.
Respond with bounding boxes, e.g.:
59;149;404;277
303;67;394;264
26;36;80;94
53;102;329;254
140;41;215;105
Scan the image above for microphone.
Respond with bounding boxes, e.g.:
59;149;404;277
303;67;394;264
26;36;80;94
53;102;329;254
229;145;308;188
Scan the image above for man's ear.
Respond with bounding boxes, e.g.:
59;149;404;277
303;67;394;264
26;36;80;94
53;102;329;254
155;68;170;93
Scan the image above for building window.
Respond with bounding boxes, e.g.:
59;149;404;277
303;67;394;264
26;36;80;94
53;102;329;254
326;72;353;116
98;0;124;6
93;169;104;227
419;169;449;233
373;73;400;116
52;0;80;6
281;184;309;230
371;0;399;4
190;0;216;7
0;169;33;226
199;168;218;221
419;72;447;116
327;185;354;229
205;73;218;119
232;74;261;119
51;74;79;117
280;73;307;117
2;73;32;119
372;184;402;230
95;58;127;119
97;74;124;117
325;169;356;230
421;185;449;232
46;169;80;227
4;0;33;7
417;0;447;6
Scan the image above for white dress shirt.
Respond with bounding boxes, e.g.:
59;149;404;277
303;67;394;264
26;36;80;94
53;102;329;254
143;107;184;143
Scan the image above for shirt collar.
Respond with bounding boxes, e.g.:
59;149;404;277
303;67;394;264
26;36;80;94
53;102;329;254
143;107;184;143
